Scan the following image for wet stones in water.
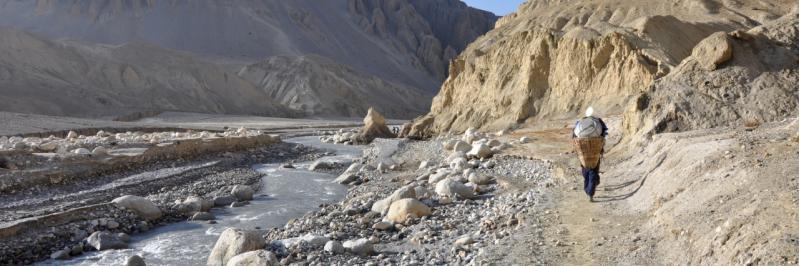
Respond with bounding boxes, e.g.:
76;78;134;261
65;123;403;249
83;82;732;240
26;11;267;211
191;212;216;221
231;185;255;201
230;201;248;208
308;160;337;171
126;255;147;266
213;196;237;207
280;163;295;169
86;231;128;251
50;249;70;260
207;228;265;266
117;233;131;243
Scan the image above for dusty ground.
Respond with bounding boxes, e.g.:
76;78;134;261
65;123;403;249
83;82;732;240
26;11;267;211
497;116;799;265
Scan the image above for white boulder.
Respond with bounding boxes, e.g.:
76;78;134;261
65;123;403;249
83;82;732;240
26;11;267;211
435;178;475;199
112;195;162;221
343;238;374;256
207;228;265;266
371;185;417;214
385;198;431;224
231;185;255;201
226;250;278;266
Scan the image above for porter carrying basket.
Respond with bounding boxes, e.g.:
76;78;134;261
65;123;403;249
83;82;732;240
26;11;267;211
572;137;605;169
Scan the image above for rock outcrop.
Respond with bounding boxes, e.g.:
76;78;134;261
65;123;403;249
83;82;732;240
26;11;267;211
624;12;799;143
359;108;396;143
403;0;798;137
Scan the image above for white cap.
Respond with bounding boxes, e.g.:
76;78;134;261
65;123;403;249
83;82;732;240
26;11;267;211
585;106;594;117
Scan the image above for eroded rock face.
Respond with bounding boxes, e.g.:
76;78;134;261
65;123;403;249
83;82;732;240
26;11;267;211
623;14;799;142
403;0;797;137
207;228;265;266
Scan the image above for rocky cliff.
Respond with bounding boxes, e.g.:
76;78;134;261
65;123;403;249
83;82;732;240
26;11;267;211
0;0;497;118
404;0;799;137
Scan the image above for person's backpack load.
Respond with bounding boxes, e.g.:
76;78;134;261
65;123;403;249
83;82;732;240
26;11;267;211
572;137;604;169
573;117;603;138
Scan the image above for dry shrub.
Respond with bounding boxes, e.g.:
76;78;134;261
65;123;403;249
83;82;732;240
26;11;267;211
743;118;761;129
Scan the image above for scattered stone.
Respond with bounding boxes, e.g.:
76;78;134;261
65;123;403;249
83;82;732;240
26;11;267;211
324;241;345;254
67;131;78;139
112;195;162;221
181;196;212;214
126;255;146;266
520;137;531;143
117;233;131;243
371;185;417;214
373;221;394;231
435;178;475;199
207;228;266;266
231;202;247;208
226;250;278;266
385;198;432;224
231;185;255;201
86;231;128;251
107;220;119;229
50;249;70;260
191;212;216;221
343;238;374;256
213;196;237;207
72;148;91;155
309;160;335;171
467;142;493;159
69;243;84;256
454;236;475;247
453;141;471;153
91;146;108;156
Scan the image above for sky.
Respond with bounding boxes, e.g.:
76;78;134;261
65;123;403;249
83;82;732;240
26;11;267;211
462;0;525;16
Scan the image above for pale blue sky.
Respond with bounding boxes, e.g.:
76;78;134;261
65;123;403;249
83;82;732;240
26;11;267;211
462;0;525;15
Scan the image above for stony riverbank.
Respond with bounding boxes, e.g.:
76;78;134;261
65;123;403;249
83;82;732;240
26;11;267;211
207;129;560;265
0;131;326;265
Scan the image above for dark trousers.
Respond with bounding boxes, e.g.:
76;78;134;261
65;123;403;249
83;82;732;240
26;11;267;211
581;163;601;197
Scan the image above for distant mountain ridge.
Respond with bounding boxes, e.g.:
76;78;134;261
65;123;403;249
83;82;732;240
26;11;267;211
0;0;497;118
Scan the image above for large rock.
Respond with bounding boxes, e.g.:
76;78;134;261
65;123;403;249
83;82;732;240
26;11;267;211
452;141;471;153
691;32;733;71
86;231;128;251
309;160;336;171
181;196;213;214
385;198;432;224
324;241;345;254
466;142;493;159
226;250;278;266
112;195;162;221
207;228;265;266
435;178;475;199
371;185;417;214
231;186;255;201
342;238;374;256
358;107;395;143
126;255;147;266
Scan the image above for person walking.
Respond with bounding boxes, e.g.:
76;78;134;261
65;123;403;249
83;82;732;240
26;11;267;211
572;107;608;202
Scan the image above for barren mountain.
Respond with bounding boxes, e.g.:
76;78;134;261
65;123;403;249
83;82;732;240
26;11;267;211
0;27;296;118
403;0;798;136
0;0;497;118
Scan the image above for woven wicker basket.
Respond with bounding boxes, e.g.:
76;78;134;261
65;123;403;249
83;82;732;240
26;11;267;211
572;137;605;169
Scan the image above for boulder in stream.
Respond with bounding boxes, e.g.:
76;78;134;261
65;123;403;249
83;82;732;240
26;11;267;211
207;228;265;266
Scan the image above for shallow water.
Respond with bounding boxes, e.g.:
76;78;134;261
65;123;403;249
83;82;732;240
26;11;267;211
37;136;362;266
